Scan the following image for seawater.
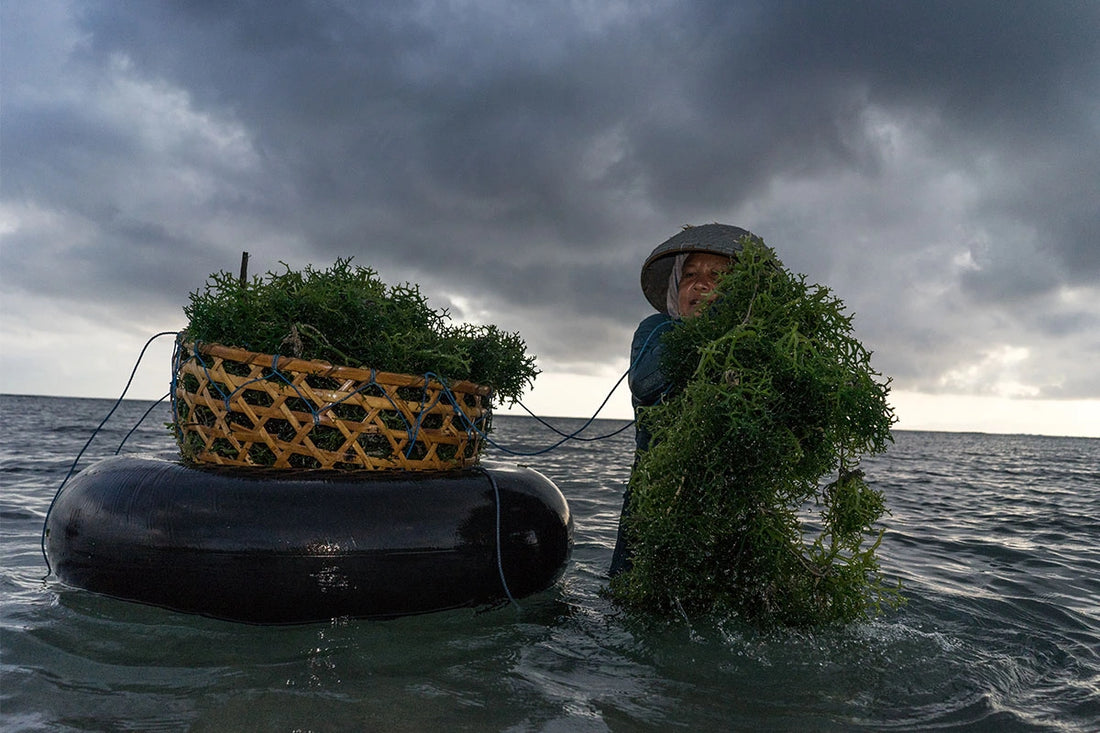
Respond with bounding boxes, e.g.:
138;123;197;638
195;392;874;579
1;394;1098;732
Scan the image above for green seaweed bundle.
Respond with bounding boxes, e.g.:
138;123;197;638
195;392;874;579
610;237;900;627
182;258;538;406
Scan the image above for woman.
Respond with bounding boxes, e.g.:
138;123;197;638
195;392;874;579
609;223;754;576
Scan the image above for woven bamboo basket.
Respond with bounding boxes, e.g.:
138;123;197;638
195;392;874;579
172;342;491;471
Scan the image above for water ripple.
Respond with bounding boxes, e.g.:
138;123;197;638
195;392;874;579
2;398;1098;731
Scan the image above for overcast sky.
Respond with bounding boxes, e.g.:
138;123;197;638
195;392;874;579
2;1;1098;437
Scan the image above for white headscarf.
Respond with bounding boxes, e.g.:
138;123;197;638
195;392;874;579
665;254;686;318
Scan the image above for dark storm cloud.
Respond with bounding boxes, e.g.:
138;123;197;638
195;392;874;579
2;0;1098;407
71;1;1097;262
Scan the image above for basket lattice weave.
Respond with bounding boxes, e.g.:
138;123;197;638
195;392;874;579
173;342;490;471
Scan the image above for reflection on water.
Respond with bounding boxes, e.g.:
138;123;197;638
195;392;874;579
2;395;1099;731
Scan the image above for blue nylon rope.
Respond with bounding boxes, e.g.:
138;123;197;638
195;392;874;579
115;392;171;454
515;399;635;441
428;317;673;457
41;330;180;575
477;465;519;608
404;377;445;459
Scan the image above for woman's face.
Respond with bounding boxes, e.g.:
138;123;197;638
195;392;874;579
677;252;730;318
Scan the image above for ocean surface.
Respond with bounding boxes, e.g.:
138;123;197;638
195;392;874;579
1;393;1098;732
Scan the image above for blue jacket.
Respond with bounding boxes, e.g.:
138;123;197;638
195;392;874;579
628;313;676;451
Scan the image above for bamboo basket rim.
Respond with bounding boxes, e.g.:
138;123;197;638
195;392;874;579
185;340;494;397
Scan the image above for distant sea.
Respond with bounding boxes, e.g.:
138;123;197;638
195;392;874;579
2;394;1098;731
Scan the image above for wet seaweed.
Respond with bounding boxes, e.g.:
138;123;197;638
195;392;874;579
182;258;539;406
610;236;901;628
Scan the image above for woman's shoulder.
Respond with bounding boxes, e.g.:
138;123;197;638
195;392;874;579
632;313;675;352
635;312;673;335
